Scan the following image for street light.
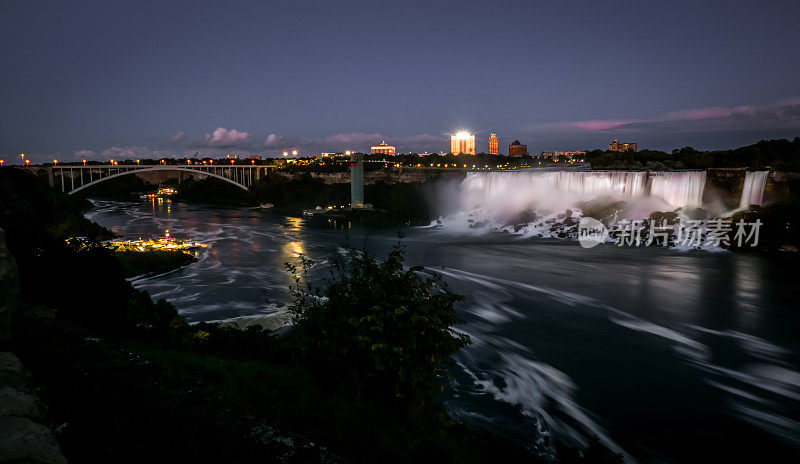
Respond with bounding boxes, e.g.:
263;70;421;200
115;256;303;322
136;159;140;165
25;159;30;166
0;160;4;167
53;159;58;165
82;159;87;166
282;151;288;157
292;150;298;156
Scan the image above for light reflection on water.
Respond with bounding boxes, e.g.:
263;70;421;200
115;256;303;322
85;200;800;463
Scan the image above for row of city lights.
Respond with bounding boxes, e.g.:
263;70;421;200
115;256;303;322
2;152;583;168
2;157;268;167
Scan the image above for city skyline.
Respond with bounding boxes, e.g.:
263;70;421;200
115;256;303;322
2;0;800;163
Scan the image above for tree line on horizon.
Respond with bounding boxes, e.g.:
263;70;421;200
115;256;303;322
585;137;800;171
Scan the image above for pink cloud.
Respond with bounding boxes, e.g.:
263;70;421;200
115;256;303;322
168;131;186;143
204;127;252;147
534;97;800;134
570;120;636;131
663;107;734;121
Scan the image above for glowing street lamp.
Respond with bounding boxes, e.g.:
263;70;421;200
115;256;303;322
230;159;235;165
25;159;30;166
82;159;87;166
292;150;298;156
53;159;58;166
0;160;4;167
282;151;288;157
136;159;140;165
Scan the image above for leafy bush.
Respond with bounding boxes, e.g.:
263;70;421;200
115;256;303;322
286;241;470;406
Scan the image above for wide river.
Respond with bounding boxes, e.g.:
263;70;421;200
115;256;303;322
86;199;800;463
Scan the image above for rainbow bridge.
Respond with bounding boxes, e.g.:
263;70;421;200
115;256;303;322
48;164;273;194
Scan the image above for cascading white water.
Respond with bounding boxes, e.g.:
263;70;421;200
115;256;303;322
739;171;769;208
648;171;707;210
440;170;710;236
459;171;647;211
459;170;706;214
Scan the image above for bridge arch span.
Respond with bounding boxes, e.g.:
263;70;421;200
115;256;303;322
64;166;254;195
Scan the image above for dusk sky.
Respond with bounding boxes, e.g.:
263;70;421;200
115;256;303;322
2;0;799;163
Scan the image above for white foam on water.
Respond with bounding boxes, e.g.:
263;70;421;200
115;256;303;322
730;403;800;447
689;325;790;363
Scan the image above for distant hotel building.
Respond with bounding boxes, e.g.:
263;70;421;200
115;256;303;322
508;140;528;157
450;132;475;155
608;140;638;152
370;141;396;156
540;152;554;159
488;133;499;155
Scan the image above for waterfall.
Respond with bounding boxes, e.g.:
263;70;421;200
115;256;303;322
443;170;710;236
459;170;706;212
459;171;647;209
648;171;706;210
739;171;769;208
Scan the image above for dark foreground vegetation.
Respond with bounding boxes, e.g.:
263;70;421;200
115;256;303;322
0;168;621;463
588;137;800;170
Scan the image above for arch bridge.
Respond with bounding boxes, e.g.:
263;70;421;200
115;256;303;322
49;164;273;194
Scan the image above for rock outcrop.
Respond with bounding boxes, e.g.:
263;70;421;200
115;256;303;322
0;352;67;464
0;228;67;463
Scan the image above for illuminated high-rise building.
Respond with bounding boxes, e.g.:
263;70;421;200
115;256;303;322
488;133;499;155
450;132;475;155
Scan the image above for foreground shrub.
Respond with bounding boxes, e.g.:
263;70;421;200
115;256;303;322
286;242;470;406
